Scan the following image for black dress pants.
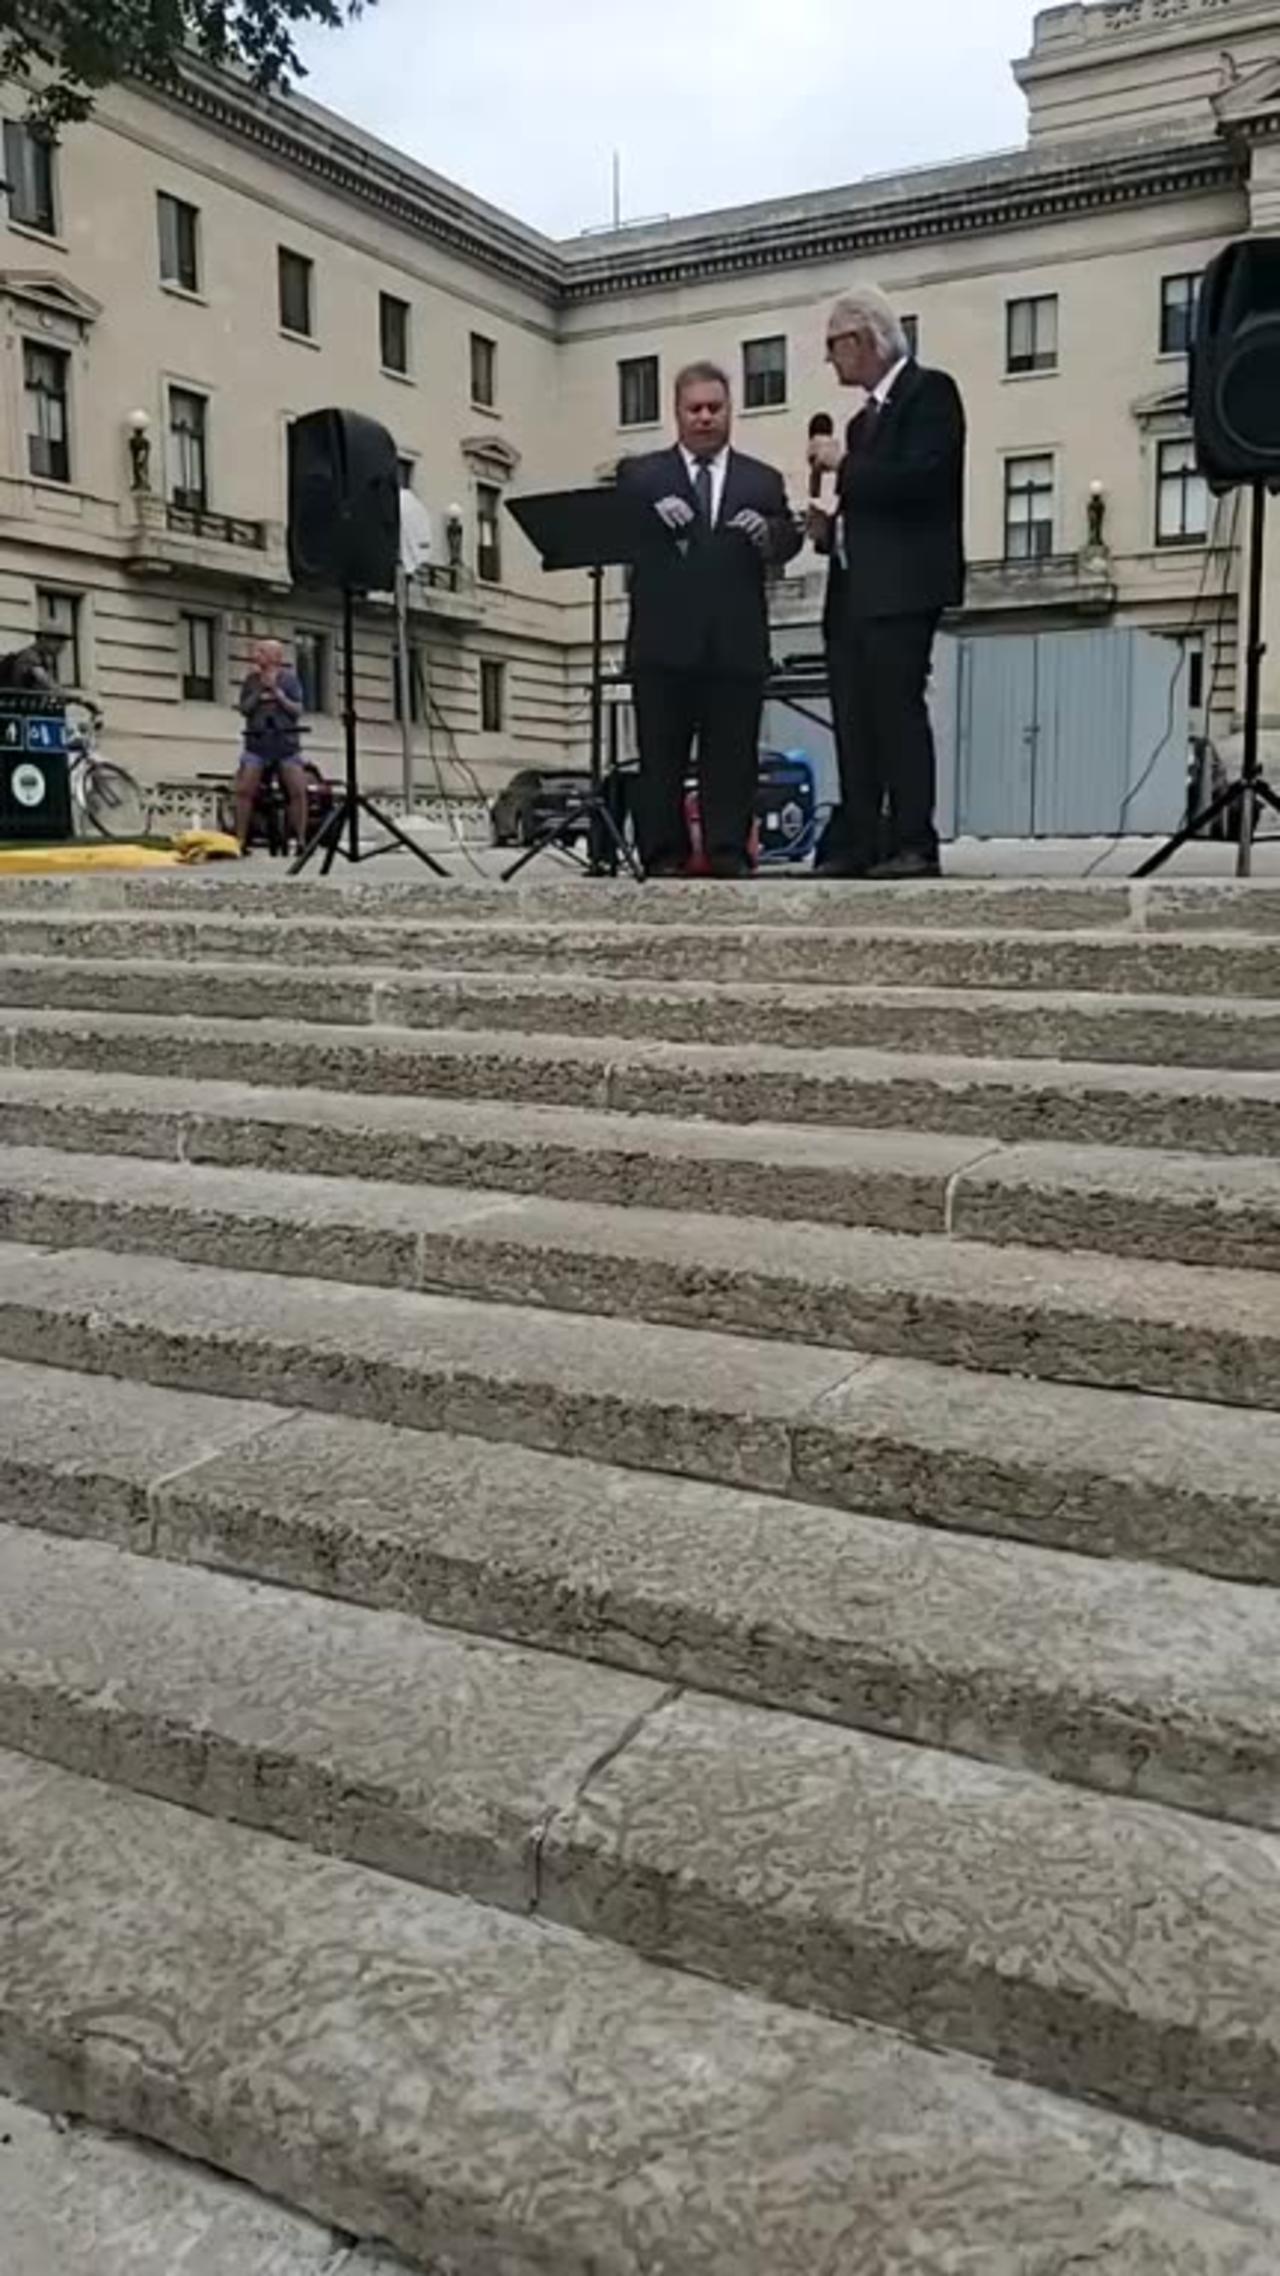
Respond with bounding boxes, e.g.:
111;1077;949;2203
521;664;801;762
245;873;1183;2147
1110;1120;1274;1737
632;670;764;870
824;613;941;869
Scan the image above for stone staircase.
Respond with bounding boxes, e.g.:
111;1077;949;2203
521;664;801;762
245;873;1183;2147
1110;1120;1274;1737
4;870;1280;2271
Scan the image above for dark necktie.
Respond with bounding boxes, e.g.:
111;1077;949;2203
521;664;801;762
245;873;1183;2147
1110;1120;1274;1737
694;461;714;525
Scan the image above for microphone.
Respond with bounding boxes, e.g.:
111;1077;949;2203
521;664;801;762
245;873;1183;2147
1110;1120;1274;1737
808;411;835;500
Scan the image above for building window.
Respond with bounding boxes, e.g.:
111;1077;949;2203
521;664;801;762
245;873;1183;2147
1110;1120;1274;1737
278;247;314;338
294;628;330;713
742;336;787;411
1160;273;1200;357
36;589;82;687
480;657;505;733
618;355;659;428
392;639;424;725
5;121;56;236
158;194;200;292
168;388;209;512
476;482;502;584
179;611;217;702
23;344;70;483
396;455;416;491
1007;295;1058;375
1004;454;1055;561
380;292;410;375
901;314;919;358
1156;438;1209;546
470;332;497;409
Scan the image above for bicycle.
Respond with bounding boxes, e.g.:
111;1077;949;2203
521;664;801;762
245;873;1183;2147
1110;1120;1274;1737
65;701;152;841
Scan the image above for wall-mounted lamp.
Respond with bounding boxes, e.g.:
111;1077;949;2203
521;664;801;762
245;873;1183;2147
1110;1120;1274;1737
1087;478;1107;551
126;408;152;494
446;501;465;588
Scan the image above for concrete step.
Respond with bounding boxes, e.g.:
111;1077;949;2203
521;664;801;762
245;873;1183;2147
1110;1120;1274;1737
8;1006;1280;1154
0;915;1276;994
2;952;1280;1068
7;868;1280;932
0;1244;1277;1581
7;1520;1280;2152
8;1756;1280;2276
0;2091;403;2276
6;1358;1280;1827
4;1067;1279;1269
0;1145;1275;1407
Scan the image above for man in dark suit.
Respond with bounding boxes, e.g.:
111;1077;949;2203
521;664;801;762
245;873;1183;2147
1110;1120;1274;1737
616;361;801;877
807;286;966;880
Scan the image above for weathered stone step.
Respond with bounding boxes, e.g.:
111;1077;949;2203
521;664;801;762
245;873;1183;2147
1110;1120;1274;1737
1;1069;1277;1270
0;917;1276;994
0;1245;1277;1581
7;1359;1280;1825
6;868;1280;932
6;1520;1280;2153
0;1146;1273;1407
8;1757;1279;2276
9;1007;1280;1154
0;2090;403;2276
2;952;1279;1068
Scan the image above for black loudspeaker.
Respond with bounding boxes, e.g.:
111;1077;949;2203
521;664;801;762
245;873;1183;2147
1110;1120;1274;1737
1192;239;1280;491
288;409;400;592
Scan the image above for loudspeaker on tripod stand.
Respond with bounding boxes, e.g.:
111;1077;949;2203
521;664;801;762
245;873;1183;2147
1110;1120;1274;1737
1137;238;1280;879
284;408;446;879
287;409;401;594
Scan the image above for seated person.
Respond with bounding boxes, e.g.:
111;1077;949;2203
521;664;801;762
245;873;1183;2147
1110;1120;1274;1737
235;639;308;854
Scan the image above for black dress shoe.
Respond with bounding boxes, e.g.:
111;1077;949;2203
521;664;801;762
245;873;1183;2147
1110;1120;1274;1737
706;855;754;880
813;854;872;880
644;857;686;879
865;850;942;882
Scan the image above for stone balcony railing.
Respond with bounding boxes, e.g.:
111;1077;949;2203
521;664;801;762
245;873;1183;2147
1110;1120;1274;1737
123;493;290;586
958;547;1118;617
1035;0;1243;48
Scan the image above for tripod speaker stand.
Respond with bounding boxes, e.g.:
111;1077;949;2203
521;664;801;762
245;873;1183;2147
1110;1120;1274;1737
290;588;448;879
1136;481;1280;881
503;486;662;883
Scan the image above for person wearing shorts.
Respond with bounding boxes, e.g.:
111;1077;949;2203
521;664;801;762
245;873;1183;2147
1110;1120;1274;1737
235;639;308;854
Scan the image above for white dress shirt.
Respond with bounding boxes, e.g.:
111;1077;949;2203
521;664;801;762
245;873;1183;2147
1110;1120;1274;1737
680;443;730;526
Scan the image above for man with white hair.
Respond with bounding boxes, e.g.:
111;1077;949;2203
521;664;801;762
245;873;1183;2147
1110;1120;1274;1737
807;284;966;880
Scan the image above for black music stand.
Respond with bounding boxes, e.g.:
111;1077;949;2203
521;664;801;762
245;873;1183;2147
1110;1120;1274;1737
504;487;662;881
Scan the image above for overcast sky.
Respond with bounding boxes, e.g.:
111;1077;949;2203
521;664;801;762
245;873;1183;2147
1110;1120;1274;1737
296;0;1039;239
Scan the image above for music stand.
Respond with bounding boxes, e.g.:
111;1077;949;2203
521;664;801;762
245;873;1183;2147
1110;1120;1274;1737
504;487;662;882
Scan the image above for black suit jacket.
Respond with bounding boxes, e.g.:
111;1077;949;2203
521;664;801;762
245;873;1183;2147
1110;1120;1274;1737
616;446;801;679
823;363;966;630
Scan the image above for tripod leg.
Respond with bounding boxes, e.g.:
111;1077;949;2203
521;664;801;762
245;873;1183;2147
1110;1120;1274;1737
1133;782;1245;879
353;795;450;877
501;826;575;884
595;797;645;883
289;797;345;879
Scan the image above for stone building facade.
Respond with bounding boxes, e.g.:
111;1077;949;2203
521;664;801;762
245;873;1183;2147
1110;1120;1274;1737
2;0;1280;801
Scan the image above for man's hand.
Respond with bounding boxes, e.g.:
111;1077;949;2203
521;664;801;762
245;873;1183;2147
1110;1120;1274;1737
807;435;842;477
805;503;837;553
654;495;695;532
727;508;769;552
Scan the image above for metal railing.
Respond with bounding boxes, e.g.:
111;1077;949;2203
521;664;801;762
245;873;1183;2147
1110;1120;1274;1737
165;504;268;551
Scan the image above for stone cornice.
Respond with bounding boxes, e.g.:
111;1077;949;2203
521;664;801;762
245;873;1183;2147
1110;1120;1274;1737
560;138;1240;301
153;65;1240;310
152;62;563;302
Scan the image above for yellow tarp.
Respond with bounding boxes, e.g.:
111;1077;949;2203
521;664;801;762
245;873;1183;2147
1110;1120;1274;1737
0;830;243;875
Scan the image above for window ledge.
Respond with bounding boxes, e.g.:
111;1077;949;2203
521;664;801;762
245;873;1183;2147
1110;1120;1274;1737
469;400;502;419
8;220;66;254
740;401;788;418
1003;366;1059;383
281;327;321;351
161;282;208;309
617;420;662;436
381;366;415;386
